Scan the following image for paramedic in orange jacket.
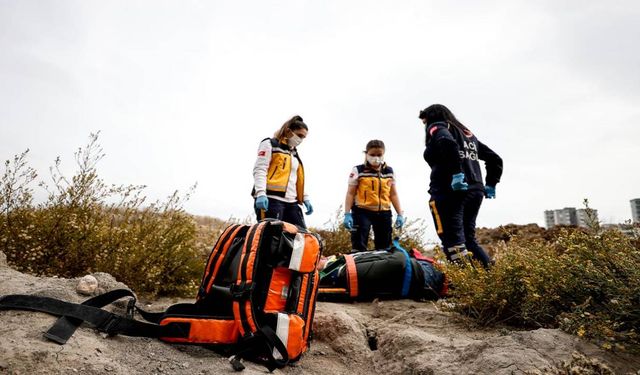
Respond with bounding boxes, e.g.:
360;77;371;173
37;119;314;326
252;115;313;228
343;140;405;250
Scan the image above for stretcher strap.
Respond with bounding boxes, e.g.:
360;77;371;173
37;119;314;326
0;294;188;340
393;239;413;298
44;288;136;344
344;254;358;298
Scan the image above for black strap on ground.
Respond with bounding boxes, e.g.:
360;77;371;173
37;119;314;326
0;294;189;340
132;305;166;324
45;289;136;344
232;325;289;372
259;325;289;371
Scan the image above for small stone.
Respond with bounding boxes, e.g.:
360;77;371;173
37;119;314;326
182;362;190;369
0;360;8;370
0;251;7;267
76;275;99;295
371;298;381;318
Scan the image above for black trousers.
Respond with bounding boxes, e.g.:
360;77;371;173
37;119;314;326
350;207;392;251
255;197;306;228
428;189;490;267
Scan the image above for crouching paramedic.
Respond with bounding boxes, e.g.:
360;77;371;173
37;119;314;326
252;115;313;228
419;104;503;268
343;140;405;251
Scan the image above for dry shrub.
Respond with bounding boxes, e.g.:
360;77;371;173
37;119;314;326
445;224;640;351
192;214;233;257
311;207;354;257
475;223;589;258
0;133;205;297
530;351;616;375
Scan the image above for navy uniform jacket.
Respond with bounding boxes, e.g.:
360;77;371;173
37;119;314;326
423;122;503;194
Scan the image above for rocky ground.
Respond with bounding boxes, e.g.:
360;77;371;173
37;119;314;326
1;251;639;375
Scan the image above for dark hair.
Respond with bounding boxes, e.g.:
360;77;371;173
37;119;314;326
419;104;473;136
365;139;385;152
274;115;308;140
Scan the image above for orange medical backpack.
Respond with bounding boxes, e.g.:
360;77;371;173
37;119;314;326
0;219;323;371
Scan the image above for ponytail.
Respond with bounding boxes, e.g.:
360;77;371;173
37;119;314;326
274;115;308;140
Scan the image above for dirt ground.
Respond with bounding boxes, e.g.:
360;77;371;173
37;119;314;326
1;251;639;375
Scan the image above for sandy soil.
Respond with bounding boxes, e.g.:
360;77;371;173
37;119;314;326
1;251;639;375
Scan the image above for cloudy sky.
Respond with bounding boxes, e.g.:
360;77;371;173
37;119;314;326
1;1;639;241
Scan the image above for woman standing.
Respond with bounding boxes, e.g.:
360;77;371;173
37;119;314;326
343;140;405;251
252;115;313;228
419;104;503;267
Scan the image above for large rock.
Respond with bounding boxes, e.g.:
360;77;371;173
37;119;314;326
91;272;131;295
0;251;7;267
1;264;638;375
76;275;99;295
313;306;372;362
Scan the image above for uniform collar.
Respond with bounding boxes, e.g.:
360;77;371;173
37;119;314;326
427;121;449;129
275;137;293;151
364;162;386;171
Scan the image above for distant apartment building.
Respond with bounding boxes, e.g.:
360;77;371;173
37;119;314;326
556;207;578;226
631;198;640;223
544;207;598;228
544;210;556;228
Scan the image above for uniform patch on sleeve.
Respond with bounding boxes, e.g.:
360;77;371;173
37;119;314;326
258;150;266;156
349;172;355;178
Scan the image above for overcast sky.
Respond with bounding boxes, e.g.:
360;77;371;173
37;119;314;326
2;1;639;241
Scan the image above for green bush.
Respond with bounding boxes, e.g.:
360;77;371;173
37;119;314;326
0;134;205;297
444;225;640;351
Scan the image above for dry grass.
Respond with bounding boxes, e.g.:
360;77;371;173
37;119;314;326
1;134;206;297
444;223;640;352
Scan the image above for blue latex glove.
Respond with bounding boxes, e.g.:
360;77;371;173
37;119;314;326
303;200;313;215
485;186;496;199
395;214;405;229
343;212;353;230
255;196;269;211
451;173;469;191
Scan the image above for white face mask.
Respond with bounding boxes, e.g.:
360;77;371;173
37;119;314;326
288;134;303;148
366;155;383;166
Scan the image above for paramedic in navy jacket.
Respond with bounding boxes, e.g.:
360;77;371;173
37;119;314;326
419;104;503;268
